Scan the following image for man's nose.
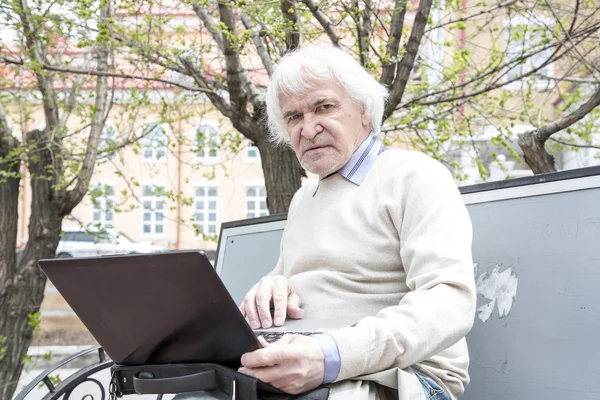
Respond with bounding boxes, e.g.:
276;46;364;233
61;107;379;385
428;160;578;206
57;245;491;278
300;113;323;140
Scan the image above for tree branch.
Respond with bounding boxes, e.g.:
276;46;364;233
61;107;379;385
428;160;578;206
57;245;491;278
241;14;275;76
385;0;434;117
300;0;340;46
401;25;597;108
380;0;408;87
108;31;189;75
280;0;300;52
266;32;287;56
568;0;580;36
0;56;216;94
544;0;600;75
192;1;225;51
58;73;86;129
550;137;600;150
63;1;111;214
179;57;233;118
16;0;59;130
217;1;253;116
424;0;518;34
524;85;600;144
539;74;600;84
355;0;372;66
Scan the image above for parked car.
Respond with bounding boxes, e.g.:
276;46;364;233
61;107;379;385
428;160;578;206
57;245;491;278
55;228;165;258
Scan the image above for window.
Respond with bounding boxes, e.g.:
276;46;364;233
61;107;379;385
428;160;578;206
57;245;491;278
195;124;219;160
99;124;118;160
246;141;260;161
504;16;554;90
141;123;167;161
142;184;165;235
245;185;268;219
194;185;218;235
90;183;115;228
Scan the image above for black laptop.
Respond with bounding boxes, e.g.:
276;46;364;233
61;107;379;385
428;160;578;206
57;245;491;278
38;251;260;367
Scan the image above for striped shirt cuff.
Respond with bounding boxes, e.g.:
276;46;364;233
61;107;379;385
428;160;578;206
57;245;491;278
312;333;341;384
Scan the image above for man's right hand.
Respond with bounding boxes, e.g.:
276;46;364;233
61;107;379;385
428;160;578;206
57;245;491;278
240;275;304;329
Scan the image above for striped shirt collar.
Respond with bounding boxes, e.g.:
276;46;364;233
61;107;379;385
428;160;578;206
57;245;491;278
314;133;387;196
338;133;386;185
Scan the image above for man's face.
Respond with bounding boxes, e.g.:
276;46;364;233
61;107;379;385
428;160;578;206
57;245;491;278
279;81;370;177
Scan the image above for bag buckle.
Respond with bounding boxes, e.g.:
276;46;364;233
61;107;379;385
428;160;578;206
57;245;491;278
108;370;119;400
231;378;236;400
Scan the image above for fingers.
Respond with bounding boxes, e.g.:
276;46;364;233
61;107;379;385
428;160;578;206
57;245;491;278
238;337;324;395
240;335;300;368
255;278;274;328
271;277;288;326
256;336;270;348
238;365;307;395
286;289;305;320
242;276;297;329
241;346;287;369
241;284;260;329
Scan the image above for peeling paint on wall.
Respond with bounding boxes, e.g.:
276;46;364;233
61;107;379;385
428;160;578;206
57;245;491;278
474;265;519;323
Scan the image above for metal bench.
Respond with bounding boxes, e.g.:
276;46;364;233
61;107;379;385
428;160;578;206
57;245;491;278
16;346;113;400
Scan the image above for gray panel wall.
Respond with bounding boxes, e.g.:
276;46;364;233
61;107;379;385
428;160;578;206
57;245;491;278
463;188;600;400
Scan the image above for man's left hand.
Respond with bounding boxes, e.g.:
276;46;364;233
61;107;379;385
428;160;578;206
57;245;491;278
238;335;325;394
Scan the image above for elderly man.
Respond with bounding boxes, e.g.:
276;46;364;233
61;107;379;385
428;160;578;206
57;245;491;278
238;45;476;400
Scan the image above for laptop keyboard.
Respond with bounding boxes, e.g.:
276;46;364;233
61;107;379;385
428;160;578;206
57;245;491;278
255;331;314;343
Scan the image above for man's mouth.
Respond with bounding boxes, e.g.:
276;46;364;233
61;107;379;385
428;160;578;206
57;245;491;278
305;145;327;153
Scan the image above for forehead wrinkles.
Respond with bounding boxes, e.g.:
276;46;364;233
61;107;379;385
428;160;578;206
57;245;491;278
280;85;345;115
279;86;314;111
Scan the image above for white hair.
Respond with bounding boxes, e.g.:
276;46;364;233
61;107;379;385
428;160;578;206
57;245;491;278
265;45;389;146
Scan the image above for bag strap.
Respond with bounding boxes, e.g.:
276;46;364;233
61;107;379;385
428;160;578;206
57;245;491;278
133;369;219;394
112;362;329;400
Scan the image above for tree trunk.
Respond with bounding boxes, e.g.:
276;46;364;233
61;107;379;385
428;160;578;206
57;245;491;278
0;130;64;399
518;131;557;174
258;141;305;214
0;135;24;398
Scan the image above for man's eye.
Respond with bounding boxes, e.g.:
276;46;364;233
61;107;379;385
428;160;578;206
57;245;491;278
288;114;301;122
318;104;333;111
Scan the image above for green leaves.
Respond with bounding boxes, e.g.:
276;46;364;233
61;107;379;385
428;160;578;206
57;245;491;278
0;336;6;362
27;312;41;333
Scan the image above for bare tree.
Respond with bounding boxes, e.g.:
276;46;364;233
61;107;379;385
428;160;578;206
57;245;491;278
0;0;111;396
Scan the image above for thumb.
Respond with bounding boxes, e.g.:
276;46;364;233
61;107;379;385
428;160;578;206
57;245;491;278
287;291;304;319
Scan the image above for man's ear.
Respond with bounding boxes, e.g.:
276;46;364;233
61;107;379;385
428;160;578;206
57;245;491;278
361;105;370;128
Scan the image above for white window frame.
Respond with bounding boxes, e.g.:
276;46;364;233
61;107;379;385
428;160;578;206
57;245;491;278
193;182;219;236
195;123;220;162
244;182;269;219
141;123;167;162
245;141;260;162
141;182;166;237
90;182;116;229
504;15;555;91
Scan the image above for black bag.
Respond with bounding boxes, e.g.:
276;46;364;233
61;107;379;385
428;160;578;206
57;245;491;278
109;363;330;400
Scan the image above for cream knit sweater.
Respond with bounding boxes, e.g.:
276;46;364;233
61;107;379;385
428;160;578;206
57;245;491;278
270;149;476;399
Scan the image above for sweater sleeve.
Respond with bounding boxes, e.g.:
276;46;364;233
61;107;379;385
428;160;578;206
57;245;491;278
328;154;477;381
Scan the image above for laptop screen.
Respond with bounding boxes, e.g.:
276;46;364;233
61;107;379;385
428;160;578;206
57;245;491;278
215;215;287;306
